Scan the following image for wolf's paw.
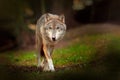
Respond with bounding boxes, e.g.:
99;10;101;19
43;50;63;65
48;59;55;72
43;63;55;72
43;68;55;72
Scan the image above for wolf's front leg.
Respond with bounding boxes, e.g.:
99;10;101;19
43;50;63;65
47;58;55;71
43;45;55;71
41;57;55;71
47;45;55;71
40;58;49;71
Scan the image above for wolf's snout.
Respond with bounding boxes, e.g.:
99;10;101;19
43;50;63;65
52;36;56;41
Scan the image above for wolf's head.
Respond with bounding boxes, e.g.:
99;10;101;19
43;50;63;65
42;13;66;42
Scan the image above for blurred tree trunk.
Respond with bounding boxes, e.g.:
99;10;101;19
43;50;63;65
107;0;120;22
40;0;46;14
90;0;120;23
0;0;32;51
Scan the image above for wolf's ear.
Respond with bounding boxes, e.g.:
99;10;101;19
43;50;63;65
45;13;50;22
59;14;65;23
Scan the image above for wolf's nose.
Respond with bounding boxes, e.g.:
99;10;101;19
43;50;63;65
52;37;56;41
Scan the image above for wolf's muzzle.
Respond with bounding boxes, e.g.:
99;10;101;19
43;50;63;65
52;37;56;41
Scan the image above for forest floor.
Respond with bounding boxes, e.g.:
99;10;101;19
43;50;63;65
0;23;120;80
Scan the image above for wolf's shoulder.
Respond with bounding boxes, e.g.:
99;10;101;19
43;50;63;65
36;14;47;27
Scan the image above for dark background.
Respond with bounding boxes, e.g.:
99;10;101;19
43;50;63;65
0;0;120;51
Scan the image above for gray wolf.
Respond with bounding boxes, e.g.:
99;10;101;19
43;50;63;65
36;13;66;71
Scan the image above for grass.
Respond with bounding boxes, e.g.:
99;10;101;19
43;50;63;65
0;33;120;68
0;51;36;66
53;44;96;67
0;43;96;67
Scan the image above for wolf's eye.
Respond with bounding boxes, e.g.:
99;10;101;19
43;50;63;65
56;26;60;29
48;27;52;29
